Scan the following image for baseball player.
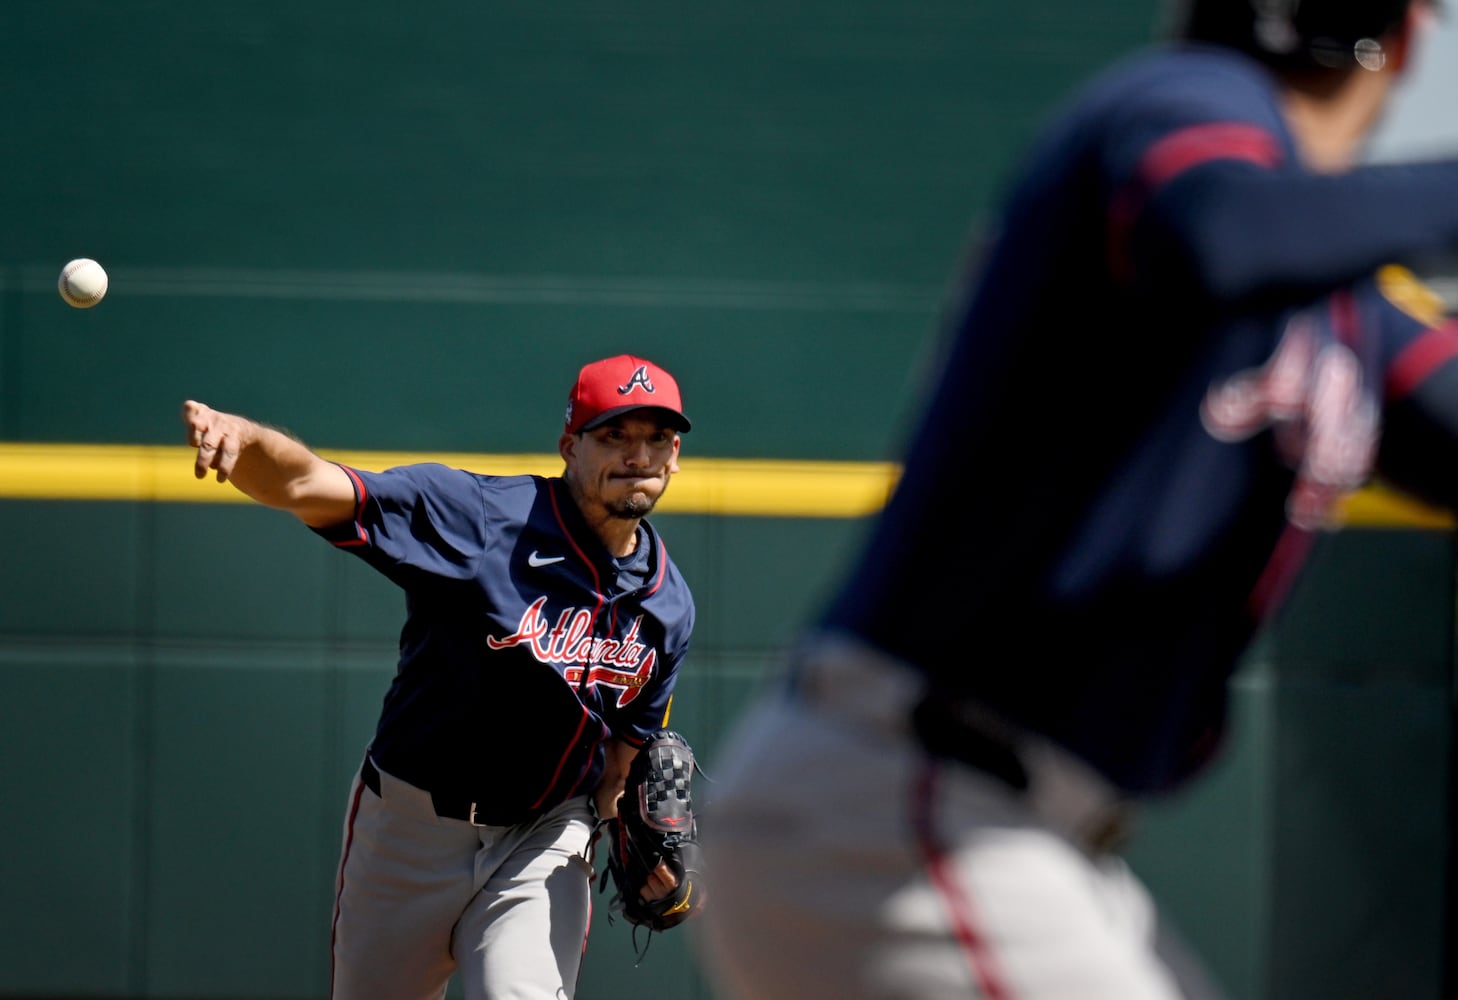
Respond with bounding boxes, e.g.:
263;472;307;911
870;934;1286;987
697;0;1458;996
182;353;693;1000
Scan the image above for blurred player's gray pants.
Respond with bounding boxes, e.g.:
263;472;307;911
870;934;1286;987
694;633;1227;1000
332;756;595;1000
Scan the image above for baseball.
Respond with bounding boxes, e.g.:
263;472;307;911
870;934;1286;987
58;258;108;309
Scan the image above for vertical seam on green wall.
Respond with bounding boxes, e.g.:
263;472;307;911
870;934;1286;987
1254;660;1276;1000
322;553;347;990
0;266;18;438
130;500;157;994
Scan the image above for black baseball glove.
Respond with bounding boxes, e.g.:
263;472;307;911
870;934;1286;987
600;728;707;937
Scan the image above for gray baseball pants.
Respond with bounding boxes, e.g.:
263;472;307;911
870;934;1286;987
331;756;596;1000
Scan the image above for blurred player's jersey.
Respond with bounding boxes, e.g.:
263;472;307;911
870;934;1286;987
821;44;1458;795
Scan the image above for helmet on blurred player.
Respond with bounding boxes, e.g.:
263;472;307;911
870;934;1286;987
1169;0;1422;70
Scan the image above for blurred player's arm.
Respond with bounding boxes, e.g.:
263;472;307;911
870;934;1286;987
1126;137;1458;305
181;399;356;528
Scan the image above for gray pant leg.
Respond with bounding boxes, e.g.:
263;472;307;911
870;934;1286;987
453;797;595;1000
332;766;482;1000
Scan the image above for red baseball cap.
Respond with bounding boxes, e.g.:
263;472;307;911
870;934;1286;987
564;354;692;435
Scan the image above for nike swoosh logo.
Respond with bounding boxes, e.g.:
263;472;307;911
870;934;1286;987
528;551;566;567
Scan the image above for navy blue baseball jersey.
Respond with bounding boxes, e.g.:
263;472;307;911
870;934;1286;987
822;43;1458;795
314;463;695;826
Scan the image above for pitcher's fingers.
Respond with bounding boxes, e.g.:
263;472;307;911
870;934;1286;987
182;403;207;455
194;437;217;479
180;400;209;435
213;439;240;483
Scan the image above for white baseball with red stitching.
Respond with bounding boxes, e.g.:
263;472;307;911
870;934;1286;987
58;258;108;308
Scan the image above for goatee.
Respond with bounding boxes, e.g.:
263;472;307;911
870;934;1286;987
610;494;656;519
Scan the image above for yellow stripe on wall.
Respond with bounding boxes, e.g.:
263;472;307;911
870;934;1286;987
0;443;899;519
0;442;1448;527
1330;483;1456;530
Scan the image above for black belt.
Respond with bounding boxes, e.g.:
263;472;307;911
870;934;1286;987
910;694;1032;792
359;755;383;795
786;636;1133;855
910;695;1134;855
788;662;1031;793
359;756;496;827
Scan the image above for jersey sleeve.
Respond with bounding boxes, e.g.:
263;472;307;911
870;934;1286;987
1135;155;1458;306
310;463;489;585
1102;61;1458;307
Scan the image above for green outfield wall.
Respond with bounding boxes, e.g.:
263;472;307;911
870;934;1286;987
2;3;1454;999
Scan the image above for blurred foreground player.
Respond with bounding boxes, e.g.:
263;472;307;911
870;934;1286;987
697;0;1458;996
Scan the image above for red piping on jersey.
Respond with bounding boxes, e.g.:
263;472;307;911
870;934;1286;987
535;485;599;810
912;762;1015;1000
563;726;610;801
1387;321;1458;400
532;706;592;811
331;465;370;548
547;480;607;616
329;764;370;998
1247;520;1316;621
547;478;609;684
1330;287;1367;357
644;537;668;597
600;526;669;641
1108;121;1282;284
